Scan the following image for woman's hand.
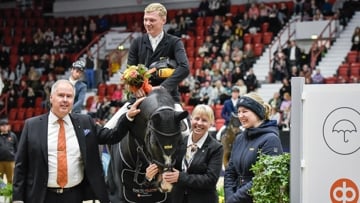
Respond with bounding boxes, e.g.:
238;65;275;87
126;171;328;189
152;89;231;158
145;163;159;181
162;168;179;184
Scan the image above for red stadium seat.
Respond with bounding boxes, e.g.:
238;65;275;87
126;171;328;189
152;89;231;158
243;33;252;44
262;32;273;45
254;43;264;57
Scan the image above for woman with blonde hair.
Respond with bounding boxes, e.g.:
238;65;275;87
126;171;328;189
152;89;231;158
162;104;223;203
224;92;283;203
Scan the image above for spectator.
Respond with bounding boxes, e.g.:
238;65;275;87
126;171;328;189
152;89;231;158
212;79;227;105
312;68;325;84
221;86;241;126
22;86;36;108
110;84;124;107
197;0;210;17
231;66;245;84
234;79;247;97
279;78;291;99
278;2;290;23
0;47;10;69
283;40;302;72
280;92;292;130
42;73;56;109
243;43;256;68
97;96;112;122
232;31;244;51
221;68;233;86
54;53;71;75
258;2;271;24
17;37;29;55
351;26;360;51
248;3;260;18
309;43;321;69
289;65;299;79
188;81;202;106
87;95;101;118
68;60;87;113
321;0;333;16
248;14;261;34
244;68;259;93
272;48;288;82
240;12;250;33
199;80;214;105
293;0;305;16
85;50;95;89
0;119;18;184
100;54;110;83
270;107;282;127
268;92;282;111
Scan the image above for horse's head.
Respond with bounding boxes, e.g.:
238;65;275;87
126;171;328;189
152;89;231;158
135;89;188;192
146;108;188;171
229;112;242;130
221;112;242;168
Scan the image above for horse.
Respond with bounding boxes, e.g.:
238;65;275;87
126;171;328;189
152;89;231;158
220;112;242;168
106;88;188;203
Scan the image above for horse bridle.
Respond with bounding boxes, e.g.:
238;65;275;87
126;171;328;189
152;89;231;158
133;106;181;185
145;106;181;169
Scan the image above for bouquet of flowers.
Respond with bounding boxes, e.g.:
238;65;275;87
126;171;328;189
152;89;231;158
121;64;153;94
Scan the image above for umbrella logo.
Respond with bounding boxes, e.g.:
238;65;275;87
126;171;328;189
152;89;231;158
323;107;360;155
332;119;357;143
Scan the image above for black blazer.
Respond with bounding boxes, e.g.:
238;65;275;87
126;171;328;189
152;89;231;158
170;135;223;203
127;32;189;102
12;113;129;203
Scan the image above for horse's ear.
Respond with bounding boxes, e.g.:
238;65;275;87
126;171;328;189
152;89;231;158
175;111;188;122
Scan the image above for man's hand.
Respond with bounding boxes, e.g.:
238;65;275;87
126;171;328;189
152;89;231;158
127;97;145;119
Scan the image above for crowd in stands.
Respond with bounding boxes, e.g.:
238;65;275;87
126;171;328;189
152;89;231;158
0;0;359;134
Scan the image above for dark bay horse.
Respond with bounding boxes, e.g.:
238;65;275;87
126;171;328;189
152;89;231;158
106;89;188;203
220;112;242;168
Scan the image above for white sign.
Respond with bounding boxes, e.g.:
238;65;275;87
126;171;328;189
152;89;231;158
295;81;360;203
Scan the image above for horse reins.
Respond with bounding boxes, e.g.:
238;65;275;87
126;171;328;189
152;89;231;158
133;106;181;185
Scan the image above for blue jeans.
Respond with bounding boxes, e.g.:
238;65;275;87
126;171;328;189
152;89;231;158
85;69;95;89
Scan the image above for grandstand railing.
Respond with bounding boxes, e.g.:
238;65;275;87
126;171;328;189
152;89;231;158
310;16;338;66
74;29;135;78
267;17;298;79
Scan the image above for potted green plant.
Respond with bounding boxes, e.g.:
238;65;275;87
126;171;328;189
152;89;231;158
250;152;290;203
0;178;12;203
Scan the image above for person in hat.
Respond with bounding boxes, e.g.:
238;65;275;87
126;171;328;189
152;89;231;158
69;60;87;113
0;119;18;183
216;86;241;140
224;92;283;203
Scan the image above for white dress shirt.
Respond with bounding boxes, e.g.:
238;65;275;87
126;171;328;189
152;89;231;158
47;111;84;188
149;31;164;51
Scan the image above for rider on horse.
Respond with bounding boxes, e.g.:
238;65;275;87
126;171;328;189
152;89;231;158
216;86;241;140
